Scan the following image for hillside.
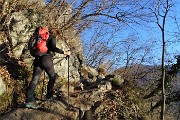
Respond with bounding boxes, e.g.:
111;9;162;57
0;1;180;120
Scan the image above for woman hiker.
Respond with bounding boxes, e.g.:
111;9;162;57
25;27;71;109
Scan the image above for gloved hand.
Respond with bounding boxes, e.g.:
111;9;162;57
64;50;71;56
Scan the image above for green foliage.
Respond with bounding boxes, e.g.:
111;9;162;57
0;93;13;114
110;77;121;86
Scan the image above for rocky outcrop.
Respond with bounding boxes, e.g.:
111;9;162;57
1;9;83;84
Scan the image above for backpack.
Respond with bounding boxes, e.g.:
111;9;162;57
28;27;49;57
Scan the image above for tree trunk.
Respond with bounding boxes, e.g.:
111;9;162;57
160;30;166;120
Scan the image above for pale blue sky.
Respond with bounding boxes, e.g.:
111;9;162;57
80;0;180;68
44;0;180;68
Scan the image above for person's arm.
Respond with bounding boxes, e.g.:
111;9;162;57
51;36;71;56
51;36;64;54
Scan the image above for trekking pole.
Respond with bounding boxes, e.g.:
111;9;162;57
41;71;45;100
66;55;70;107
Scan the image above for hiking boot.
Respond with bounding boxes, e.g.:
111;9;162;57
25;102;39;109
44;97;55;102
44;95;57;102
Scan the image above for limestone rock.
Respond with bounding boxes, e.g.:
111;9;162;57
5;10;82;83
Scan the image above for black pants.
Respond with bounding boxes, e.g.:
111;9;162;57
26;55;56;102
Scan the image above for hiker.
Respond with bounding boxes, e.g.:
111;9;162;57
25;27;71;109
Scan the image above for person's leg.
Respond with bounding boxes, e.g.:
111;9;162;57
41;55;56;99
26;59;43;103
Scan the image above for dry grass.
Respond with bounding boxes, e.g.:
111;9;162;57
0;66;14;114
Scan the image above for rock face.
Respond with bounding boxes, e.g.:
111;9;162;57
4;10;83;84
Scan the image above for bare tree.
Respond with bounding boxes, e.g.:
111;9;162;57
149;0;172;119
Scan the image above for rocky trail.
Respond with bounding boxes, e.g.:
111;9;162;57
0;81;114;120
